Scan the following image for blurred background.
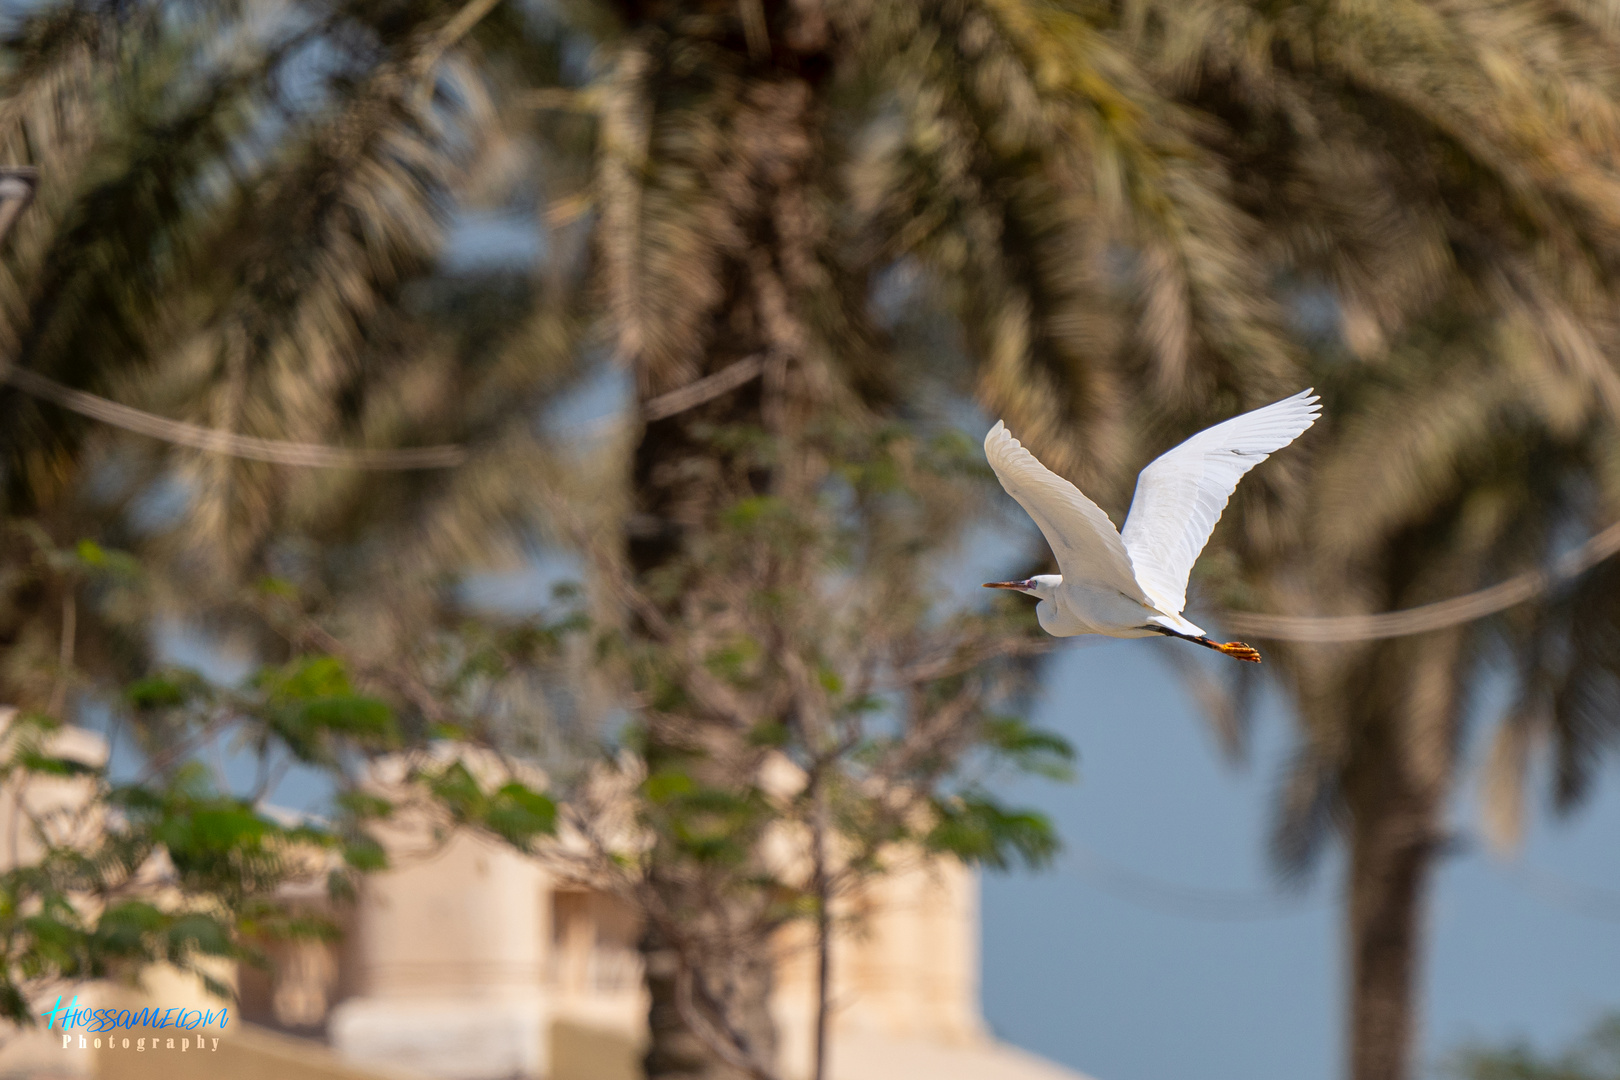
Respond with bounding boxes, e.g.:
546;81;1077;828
0;2;1615;1080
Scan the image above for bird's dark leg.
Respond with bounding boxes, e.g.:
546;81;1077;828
1145;625;1262;663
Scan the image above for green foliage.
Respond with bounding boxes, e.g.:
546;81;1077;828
251;656;398;765
639;760;774;867
125;672;206;711
1446;1017;1620;1080
0;728;346;1024
73;541;141;581
981;717;1077;782
925;793;1062;872
111;767;324;896
422;762;558;852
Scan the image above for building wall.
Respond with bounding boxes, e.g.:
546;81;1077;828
327;828;552;1080
320;822;984;1080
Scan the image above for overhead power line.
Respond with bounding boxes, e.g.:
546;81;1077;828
0;166;468;471
1065;838;1320;922
1219;519;1620;644
0;353;775;470
1;362;469;470
10;338;1620;621
1501;860;1620;922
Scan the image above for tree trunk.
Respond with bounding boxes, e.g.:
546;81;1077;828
1341;639;1463;1080
642;916;778;1080
1344;780;1441;1080
608;6;844;1077
631;331;793;1080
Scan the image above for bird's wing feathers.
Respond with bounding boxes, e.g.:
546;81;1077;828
984;421;1147;603
1121;389;1320;616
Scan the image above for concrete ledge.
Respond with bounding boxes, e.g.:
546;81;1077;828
545;1019;1099;1080
97;1022;429;1080
329;996;546;1080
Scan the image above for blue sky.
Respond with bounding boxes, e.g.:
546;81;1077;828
980;635;1620;1080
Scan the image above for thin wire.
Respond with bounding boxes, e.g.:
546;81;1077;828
0;362;468;470
0;142;1606;638
0;24;491;474
1068;839;1620;927
1497;860;1620;922
1219;519;1620;643
9;307;1614;620
1064;838;1321;921
0;350;766;469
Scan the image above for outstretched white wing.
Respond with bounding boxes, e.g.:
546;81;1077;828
984;421;1148;603
1121;389;1320;616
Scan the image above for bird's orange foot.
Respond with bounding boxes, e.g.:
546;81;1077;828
1214;641;1262;663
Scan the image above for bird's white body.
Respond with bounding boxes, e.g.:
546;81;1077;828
1014;574;1165;639
984;390;1321;648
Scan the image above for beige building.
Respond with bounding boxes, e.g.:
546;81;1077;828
0;718;1093;1080
320;828;999;1080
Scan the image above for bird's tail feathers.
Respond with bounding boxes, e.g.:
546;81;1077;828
1147;611;1205;638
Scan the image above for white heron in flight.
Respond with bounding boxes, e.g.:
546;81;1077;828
983;389;1320;663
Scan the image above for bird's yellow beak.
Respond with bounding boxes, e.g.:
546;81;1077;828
983;580;1033;592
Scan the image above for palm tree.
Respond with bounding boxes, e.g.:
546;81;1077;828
1219;315;1620;1080
579;2;1308;1073
0;0;595;703
1105;5;1620;1080
0;0;607;1030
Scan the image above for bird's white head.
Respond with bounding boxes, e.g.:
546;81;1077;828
982;574;1060;601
